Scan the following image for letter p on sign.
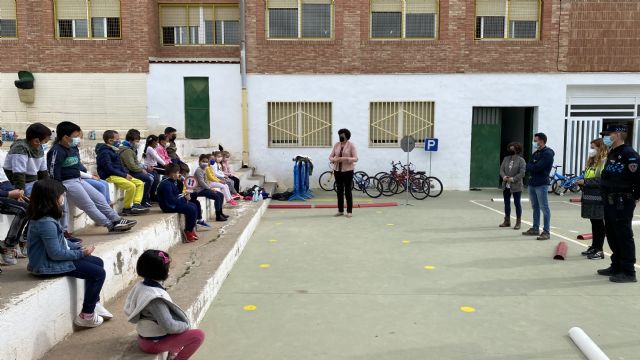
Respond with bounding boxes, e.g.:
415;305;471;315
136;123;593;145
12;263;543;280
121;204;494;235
425;138;438;152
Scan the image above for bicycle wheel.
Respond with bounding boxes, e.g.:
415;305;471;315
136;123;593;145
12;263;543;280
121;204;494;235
374;171;388;179
319;171;335;191
409;176;429;200
425;176;443;197
353;172;367;192
548;177;555;193
379;175;398;196
363;176;383;198
552;179;567;195
569;183;582;193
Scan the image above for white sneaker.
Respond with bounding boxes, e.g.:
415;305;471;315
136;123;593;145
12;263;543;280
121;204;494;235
74;312;104;328
95;303;113;320
0;248;17;266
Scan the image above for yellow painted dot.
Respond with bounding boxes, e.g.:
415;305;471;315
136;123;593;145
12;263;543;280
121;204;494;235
259;264;271;268
269;239;278;243
376;211;383;214
460;306;476;313
402;240;411;244
275;222;283;225
387;223;395;226
243;305;257;311
423;266;435;270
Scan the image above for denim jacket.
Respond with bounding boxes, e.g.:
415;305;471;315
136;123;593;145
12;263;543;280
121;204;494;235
27;217;83;275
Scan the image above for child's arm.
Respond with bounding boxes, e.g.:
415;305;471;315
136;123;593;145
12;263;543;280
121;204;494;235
6;152;28;189
149;147;166;167
205;166;220;182
145;299;190;334
213;163;226;178
121;149;144;173
195;169;209;189
40;221;84;261
47;147;64;182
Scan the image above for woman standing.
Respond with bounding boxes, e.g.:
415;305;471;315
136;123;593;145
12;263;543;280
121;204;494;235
576;139;607;260
499;142;526;229
329;129;358;218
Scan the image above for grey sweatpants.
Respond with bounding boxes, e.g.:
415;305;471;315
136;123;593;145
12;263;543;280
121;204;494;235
62;178;120;227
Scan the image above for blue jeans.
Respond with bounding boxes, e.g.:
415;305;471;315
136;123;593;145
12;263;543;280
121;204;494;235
84;178;111;204
65;255;106;314
528;185;551;233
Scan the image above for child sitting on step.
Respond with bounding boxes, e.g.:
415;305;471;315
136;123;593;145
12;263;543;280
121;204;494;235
221;150;240;193
125;250;205;360
156;164;201;242
212;151;240;199
206;154;238;206
193;154;228;222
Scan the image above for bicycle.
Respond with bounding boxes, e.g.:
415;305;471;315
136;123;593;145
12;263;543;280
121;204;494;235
552;173;583;195
378;162;430;200
377;161;442;198
318;164;381;198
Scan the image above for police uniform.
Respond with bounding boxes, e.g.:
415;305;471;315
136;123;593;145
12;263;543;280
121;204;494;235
599;124;639;282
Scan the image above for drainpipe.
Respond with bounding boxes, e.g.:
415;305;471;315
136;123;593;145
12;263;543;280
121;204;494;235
240;0;249;167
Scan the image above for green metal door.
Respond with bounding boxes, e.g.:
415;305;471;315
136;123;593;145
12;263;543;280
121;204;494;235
470;108;502;188
184;77;210;139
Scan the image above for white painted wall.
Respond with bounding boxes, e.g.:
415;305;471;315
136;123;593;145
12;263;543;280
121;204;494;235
0;73;147;134
147;63;242;158
247;73;640;190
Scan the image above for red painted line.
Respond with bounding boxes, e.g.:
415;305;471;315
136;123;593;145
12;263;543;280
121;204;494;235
314;204;341;209
570;198;581;203
577;233;593;240
267;204;313;209
268;202;399;209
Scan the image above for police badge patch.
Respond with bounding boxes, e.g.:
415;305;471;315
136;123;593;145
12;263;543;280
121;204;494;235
629;163;638;172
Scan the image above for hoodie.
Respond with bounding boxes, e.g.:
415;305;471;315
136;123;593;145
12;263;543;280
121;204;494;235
156;177;185;211
3;139;48;189
47;143;86;181
95;143;128;180
118;140;144;173
526;146;555;186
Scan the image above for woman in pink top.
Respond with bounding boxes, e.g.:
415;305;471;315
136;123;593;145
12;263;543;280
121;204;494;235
329;128;358;217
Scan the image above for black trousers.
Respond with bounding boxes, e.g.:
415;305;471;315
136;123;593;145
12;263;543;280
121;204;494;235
195;189;224;212
335;170;353;213
590;219;606;251
229;176;240;193
603;193;636;274
0;197;29;247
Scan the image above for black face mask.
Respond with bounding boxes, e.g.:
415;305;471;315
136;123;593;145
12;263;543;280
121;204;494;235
339;135;346;142
171;135;177;141
508;149;516;155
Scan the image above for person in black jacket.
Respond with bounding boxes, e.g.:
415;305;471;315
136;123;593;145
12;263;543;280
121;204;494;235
522;132;554;240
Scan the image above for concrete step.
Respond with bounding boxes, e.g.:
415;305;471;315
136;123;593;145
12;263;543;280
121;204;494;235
41;183;276;360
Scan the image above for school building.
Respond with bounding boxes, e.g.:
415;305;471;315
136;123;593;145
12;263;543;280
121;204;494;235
1;0;640;190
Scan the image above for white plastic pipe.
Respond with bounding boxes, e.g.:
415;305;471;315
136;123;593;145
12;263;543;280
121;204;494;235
568;327;610;360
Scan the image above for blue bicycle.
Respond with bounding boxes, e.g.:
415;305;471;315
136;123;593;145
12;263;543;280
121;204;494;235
548;165;583;195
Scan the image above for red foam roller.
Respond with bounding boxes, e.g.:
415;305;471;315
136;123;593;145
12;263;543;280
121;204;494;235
358;202;399;208
577;233;593;240
553;241;568;260
268;204;313;209
570;198;581;203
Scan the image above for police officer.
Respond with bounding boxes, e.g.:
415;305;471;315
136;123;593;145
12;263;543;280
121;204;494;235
599;124;639;283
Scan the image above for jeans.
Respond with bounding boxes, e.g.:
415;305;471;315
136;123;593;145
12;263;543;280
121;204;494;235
335;170;354;213
64;255;106;314
528;185;550;233
590;219;606;251
131;172;154;204
195;189;223;212
84;178;111;204
163;201;198;232
63;179;120;227
138;329;205;360
0;197;29;247
503;189;522;218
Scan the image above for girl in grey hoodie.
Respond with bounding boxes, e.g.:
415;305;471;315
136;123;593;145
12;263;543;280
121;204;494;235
499;142;527;229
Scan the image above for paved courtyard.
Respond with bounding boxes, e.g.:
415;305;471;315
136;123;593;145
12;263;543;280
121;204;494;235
195;190;640;360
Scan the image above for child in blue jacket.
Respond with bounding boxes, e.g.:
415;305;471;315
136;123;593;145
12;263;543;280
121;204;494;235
157;164;201;243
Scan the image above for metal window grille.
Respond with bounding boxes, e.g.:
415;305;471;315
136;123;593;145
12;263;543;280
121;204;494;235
161;5;240;46
475;0;539;40
55;0;120;39
267;0;333;39
371;0;438;40
268;102;332;148
0;0;17;38
369;101;434;147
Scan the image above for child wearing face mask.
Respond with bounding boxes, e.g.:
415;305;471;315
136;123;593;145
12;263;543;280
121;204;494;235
576;138;608;260
119;129;154;207
212;151;240;198
205;154;238;206
193;154;228;222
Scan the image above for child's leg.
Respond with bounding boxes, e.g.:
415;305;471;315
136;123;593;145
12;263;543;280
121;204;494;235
0;197;29;248
189;195;203;221
79;180;120;222
149;170;160;202
132;172;153;204
213;191;224;212
209;182;231;201
67;256;106;314
130;177;146;206
225;178;238;194
137;329;205;360
84;178;111;204
107;176;136;209
230;176;240;193
175;202;197;232
63;179;112;227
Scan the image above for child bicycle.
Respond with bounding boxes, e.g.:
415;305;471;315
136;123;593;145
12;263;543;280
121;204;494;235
548;165;582;195
318;164;382;198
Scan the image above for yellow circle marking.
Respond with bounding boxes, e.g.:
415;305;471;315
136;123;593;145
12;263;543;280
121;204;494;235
423;265;435;270
275;222;283;225
376;211;383;214
269;239;278;243
460;306;476;313
259;264;271;268
386;223;395;226
401;240;411;244
243;305;257;311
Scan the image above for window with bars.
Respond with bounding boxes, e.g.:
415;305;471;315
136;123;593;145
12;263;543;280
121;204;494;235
0;0;17;38
55;0;121;39
370;0;438;39
268;102;332;147
160;5;240;46
267;0;333;39
475;0;539;40
369;102;434;147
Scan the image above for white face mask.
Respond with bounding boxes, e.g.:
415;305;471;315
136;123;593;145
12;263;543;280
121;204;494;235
588;148;597;158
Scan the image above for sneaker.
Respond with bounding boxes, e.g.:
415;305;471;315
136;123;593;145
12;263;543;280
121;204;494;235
581;247;596;256
0;247;17;266
536;232;550;241
108;219;135;233
132;205;150;214
522;228;540;236
197;220;212;230
184;230;199;243
95;303;113;320
232;194;242;200
227;199;238;206
597;267;616;276
610;273;637;283
17;242;27;258
74;312;104;328
142;202;153;208
587;251;605;260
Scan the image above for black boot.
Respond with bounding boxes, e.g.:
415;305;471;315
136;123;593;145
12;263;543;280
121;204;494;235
220;212;229;219
215;211;227;222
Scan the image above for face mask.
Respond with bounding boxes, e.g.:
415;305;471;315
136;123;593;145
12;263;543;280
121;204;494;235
588;148;597;158
603;136;613;147
41;144;49;152
339;135;346;142
200;162;208;169
171;135;177;142
508;148;515;155
532;142;539;151
210;159;216;165
70;137;81;147
112;140;121;148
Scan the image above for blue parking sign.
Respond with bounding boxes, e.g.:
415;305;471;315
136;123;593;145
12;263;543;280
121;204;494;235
424;138;438;152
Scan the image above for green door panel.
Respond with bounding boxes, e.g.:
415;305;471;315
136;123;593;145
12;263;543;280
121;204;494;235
184;77;210;139
470;108;502;188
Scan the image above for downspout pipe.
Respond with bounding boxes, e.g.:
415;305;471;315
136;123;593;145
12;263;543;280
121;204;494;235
240;0;249;167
